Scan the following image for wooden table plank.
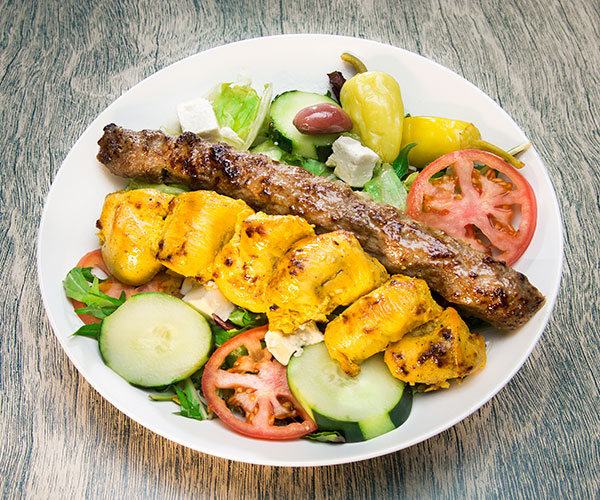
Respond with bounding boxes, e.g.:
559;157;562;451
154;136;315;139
1;0;599;498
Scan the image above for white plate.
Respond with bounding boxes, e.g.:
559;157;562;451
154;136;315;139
37;34;563;466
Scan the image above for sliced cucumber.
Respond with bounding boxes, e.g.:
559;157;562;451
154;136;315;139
287;342;412;442
269;91;340;161
99;293;212;387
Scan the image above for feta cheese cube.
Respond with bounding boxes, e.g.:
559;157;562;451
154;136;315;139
326;136;380;187
182;281;236;321
265;321;324;365
177;97;221;140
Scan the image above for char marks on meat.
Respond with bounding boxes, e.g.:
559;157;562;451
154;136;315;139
97;124;545;329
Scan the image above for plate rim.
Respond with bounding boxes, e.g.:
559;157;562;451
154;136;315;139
36;33;564;466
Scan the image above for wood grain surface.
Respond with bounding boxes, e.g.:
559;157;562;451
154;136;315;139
1;0;599;498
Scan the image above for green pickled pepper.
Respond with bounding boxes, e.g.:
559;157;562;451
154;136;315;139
401;116;525;169
340;71;404;164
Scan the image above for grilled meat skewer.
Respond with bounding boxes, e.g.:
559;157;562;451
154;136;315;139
97;124;545;329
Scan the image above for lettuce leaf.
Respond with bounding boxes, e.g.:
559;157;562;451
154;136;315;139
252;139;336;178
209;81;273;149
363;163;408;211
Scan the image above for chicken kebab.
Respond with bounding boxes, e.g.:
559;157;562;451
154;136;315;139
96;188;487;391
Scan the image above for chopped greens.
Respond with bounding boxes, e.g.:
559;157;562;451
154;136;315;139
363;163;408;211
228;307;267;329
252;139;336;178
126;179;189;195
174;377;210;421
211;307;267;348
302;430;346;444
63;266;125;337
392;142;417;180
150;376;212;421
208;80;273;149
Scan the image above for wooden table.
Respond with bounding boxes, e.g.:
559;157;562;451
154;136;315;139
2;0;598;498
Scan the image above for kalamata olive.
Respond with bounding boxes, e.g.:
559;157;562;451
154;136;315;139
293;103;353;135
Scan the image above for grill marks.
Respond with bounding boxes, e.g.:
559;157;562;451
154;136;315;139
97;124;545;329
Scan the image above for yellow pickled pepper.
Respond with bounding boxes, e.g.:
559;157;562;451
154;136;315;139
401;116;525;169
340;71;404;164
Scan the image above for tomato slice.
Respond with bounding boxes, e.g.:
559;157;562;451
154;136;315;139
72;249;182;324
406;149;537;265
201;326;317;440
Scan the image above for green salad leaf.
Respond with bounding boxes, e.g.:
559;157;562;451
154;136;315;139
126;179;189;195
363;163;408;211
252;139;336;178
174;377;210;421
228;307;267;329
208;80;273;149
302;430;346;444
63;266;126;338
392;142;417;180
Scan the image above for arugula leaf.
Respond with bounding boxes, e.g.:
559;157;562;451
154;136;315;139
63;266;125;322
228;308;267;329
213;326;242;347
174;377;209;421
72;323;102;339
302;431;346;444
392;142;417;180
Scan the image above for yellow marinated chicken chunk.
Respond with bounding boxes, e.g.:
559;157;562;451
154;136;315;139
384;307;486;390
213;212;315;312
266;230;388;334
324;275;443;376
97;189;173;286
158;191;254;282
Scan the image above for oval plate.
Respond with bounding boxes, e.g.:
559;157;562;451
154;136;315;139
37;34;563;466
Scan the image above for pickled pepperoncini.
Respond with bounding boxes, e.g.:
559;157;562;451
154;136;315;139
340;71;404;163
401;116;526;169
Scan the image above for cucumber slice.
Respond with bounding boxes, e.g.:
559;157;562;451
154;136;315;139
99;293;212;387
269;91;340;161
287;342;412;442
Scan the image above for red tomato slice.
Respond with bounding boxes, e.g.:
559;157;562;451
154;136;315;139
406;149;537;265
201;326;317;440
72;249;182;324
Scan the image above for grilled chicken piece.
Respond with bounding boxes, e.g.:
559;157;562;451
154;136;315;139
266;230;388;334
97;125;545;329
158;191;254;282
324;275;443;376
213;212;315;313
96;189;173;285
384;307;486;390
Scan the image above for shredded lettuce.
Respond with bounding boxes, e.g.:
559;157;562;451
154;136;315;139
252;139;336;178
208;80;273;149
363;163;408;211
125;179;189;195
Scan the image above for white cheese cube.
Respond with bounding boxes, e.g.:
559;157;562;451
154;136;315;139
326;136;380;187
182;281;236;321
177;97;221;140
265;321;324;365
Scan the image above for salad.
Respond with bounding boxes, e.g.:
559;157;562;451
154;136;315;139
62;53;537;444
